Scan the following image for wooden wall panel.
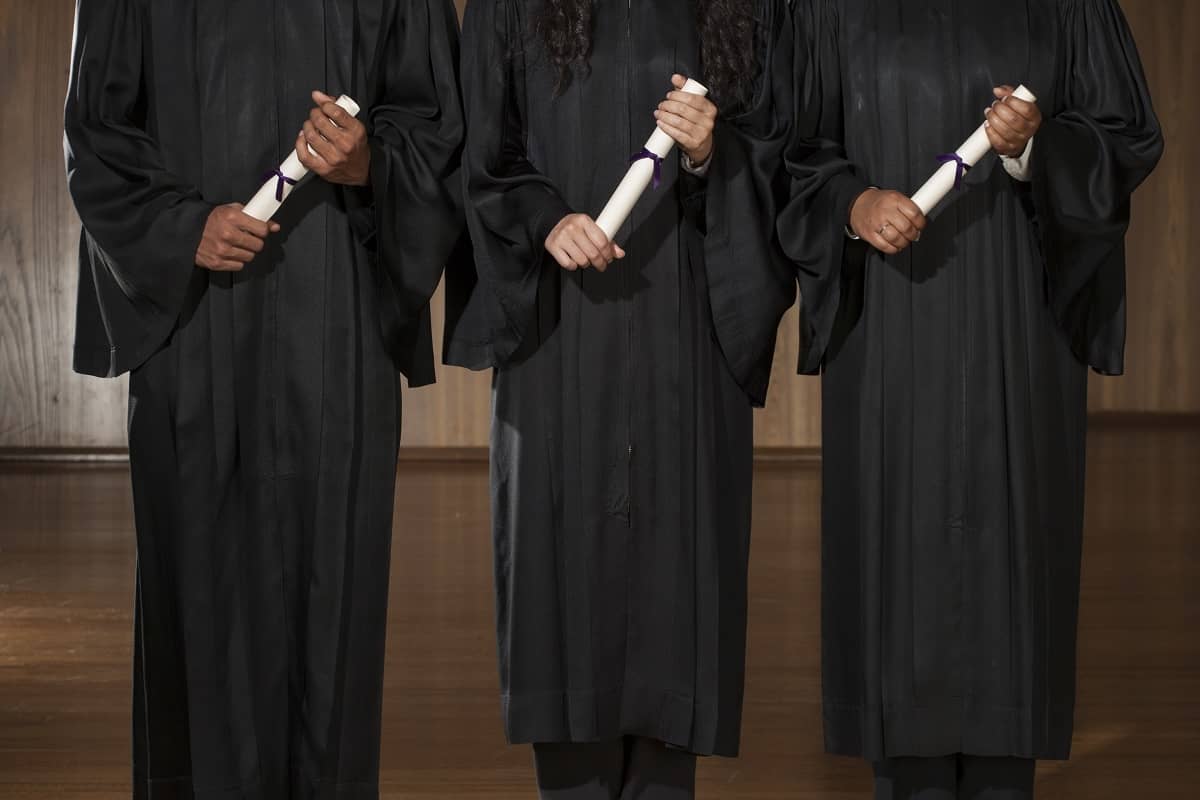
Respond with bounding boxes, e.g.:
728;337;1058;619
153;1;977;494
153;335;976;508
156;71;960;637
1089;1;1200;412
757;305;824;448
0;0;1193;452
400;283;492;447
0;0;116;448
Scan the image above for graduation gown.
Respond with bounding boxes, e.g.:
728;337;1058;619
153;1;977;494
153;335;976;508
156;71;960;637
779;0;1163;761
446;0;795;756
64;0;463;795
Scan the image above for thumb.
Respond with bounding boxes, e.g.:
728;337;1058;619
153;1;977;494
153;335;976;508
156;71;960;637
312;89;336;105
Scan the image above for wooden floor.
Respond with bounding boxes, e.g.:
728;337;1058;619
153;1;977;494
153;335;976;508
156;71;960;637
1;421;1198;798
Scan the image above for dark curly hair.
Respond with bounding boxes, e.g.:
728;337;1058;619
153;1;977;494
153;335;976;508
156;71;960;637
535;0;759;109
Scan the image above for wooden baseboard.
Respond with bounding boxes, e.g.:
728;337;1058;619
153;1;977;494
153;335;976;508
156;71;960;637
409;447;824;464
398;446;488;462
1087;411;1200;428
0;446;493;467
1;413;1194;466
0;447;129;464
0;445;824;466
752;447;823;464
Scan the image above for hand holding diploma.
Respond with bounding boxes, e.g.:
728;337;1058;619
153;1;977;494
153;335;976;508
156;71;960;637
243;92;364;222
546;214;626;272
296;91;372;187
850;189;927;255
195;205;280;272
984;85;1043;157
654;73;717;168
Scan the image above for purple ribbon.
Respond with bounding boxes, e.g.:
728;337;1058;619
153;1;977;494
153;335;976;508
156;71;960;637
263;169;298;201
936;152;971;190
630;148;665;189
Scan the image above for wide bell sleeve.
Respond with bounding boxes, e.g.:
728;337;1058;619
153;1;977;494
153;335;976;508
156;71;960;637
64;0;213;378
443;0;573;370
351;0;467;387
1030;0;1163;375
777;0;871;375
700;0;799;406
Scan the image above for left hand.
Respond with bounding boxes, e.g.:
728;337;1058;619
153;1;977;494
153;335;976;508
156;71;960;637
985;85;1043;157
654;73;717;166
296;90;371;186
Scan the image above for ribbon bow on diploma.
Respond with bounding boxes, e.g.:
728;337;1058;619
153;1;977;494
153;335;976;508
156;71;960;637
935;153;971;190
263;169;298;202
630;148;666;190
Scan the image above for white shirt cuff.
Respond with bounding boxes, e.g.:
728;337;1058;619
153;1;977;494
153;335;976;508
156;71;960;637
1001;137;1035;182
681;152;711;177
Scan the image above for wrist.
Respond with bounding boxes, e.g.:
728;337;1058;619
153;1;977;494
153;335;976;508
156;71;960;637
681;150;711;177
686;143;712;167
847;187;878;239
342;142;371;187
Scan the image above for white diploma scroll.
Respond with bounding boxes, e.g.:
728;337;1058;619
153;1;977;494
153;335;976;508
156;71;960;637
243;94;362;222
595;78;709;239
909;84;1037;215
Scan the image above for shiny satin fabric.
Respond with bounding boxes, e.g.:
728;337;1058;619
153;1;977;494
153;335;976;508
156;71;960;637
64;0;464;796
779;0;1162;762
445;0;795;756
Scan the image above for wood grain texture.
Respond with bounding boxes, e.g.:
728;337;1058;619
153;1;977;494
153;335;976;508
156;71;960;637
1;420;1198;797
0;0;1193;451
1089;0;1200;412
0;0;115;448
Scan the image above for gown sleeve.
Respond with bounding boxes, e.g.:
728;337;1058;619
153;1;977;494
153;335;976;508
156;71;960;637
700;0;799;406
1030;0;1163;375
776;0;872;375
64;0;213;378
443;0;573;370
350;0;467;387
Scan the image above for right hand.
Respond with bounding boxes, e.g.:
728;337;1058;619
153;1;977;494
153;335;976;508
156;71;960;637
195;203;280;271
544;213;625;272
849;189;927;255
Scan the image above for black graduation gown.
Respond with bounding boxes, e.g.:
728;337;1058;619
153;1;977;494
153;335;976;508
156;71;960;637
64;0;464;795
779;0;1163;761
445;0;795;757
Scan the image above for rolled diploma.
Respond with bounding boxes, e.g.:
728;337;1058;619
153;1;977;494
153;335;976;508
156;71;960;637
909;84;1037;215
595;78;709;239
243;94;362;221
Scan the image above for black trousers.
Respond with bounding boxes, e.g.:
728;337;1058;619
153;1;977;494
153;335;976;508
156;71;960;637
873;756;1036;800
533;737;697;800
